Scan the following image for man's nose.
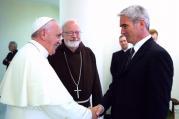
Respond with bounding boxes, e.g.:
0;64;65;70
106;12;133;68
71;33;78;38
58;39;62;45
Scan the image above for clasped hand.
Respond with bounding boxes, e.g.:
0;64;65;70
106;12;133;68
89;104;104;119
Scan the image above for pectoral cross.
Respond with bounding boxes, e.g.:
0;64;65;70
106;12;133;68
74;86;82;99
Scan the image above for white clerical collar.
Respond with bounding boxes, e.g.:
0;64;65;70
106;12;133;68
123;47;129;52
133;35;151;53
29;40;49;58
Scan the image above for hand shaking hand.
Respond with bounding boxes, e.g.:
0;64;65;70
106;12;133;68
90;104;104;119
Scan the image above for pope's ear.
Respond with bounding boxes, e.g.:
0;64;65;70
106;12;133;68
39;28;47;40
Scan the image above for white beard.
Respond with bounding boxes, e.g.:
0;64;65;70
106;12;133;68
64;40;81;48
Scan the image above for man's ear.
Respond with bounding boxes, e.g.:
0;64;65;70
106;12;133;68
40;29;47;40
139;20;145;28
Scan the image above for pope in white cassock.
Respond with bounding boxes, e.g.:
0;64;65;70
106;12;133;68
0;17;97;119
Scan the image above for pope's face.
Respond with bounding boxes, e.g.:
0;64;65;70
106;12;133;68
45;21;62;55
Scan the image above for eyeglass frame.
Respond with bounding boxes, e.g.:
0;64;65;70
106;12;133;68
63;31;81;36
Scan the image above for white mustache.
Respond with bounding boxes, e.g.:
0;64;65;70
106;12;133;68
64;40;81;48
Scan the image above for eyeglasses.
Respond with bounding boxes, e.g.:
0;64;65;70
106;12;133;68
63;31;81;36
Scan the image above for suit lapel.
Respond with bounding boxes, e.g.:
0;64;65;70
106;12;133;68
127;38;154;70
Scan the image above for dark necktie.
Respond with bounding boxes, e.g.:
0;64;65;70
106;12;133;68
129;47;135;59
125;48;135;69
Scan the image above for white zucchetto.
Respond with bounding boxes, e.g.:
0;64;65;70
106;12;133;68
31;17;54;35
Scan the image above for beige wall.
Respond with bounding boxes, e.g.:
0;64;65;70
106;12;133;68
0;0;59;80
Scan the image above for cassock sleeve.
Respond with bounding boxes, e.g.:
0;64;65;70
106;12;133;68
41;102;92;119
89;49;102;106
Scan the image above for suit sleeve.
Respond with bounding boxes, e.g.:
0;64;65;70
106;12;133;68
101;53;119;113
147;49;173;119
99;54;116;113
100;81;114;113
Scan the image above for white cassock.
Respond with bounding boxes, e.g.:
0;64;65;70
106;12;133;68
0;40;92;119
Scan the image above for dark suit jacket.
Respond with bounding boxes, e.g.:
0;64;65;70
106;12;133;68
110;49;129;81
102;38;174;119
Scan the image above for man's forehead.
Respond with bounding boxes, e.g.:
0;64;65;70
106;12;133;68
120;38;127;42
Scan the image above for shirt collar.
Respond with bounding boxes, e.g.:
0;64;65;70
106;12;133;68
29;40;49;58
133;35;151;53
123;47;129;52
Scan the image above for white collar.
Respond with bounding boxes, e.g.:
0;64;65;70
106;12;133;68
133;35;151;53
123;47;129;52
29;40;49;58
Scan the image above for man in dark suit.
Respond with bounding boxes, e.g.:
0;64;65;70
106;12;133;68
110;35;129;81
95;5;174;119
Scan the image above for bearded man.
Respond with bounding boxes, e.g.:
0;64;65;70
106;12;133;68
48;20;102;108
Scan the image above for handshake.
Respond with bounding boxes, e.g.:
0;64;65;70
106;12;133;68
89;104;104;119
